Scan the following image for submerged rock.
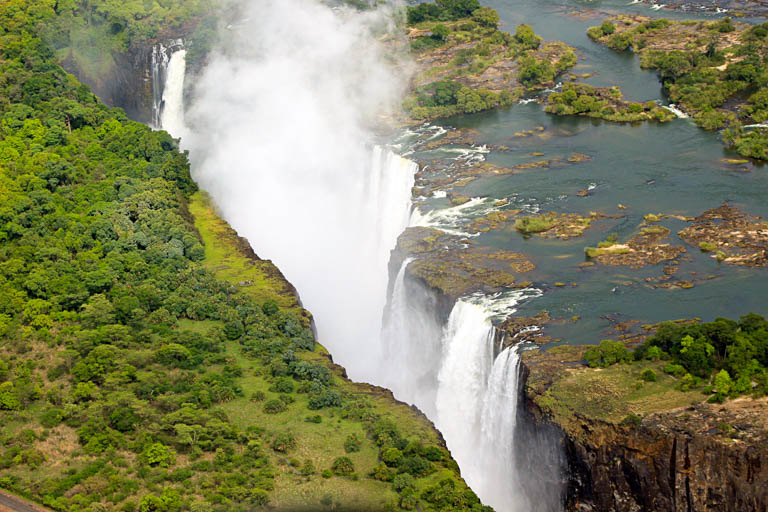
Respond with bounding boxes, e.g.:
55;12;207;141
393;226;535;299
679;203;768;266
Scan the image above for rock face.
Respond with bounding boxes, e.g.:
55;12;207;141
62;45;155;124
518;358;768;512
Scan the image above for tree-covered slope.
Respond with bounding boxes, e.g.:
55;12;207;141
0;2;490;511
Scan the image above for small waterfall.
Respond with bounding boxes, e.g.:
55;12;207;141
151;43;170;128
159;48;187;137
662;104;689;119
150;39;185;133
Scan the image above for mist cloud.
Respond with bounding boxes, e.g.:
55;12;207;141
183;0;414;378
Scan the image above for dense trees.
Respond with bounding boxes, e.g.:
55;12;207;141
406;0;481;24
636;315;768;401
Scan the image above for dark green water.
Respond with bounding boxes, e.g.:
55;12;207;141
405;0;768;346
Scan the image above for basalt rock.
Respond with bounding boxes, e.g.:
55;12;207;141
519;349;768;512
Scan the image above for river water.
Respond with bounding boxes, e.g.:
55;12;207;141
410;0;768;347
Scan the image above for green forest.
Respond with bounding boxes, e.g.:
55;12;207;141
584;315;768;402
0;2;491;511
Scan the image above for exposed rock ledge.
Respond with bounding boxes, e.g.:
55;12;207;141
518;348;768;512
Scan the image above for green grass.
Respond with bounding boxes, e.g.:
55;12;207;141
514;215;557;234
584;246;630;258
535;359;704;436
189;191;306;319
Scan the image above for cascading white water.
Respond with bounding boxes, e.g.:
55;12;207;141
382;286;540;512
159;48;187;136
181;0;414;378
476;345;528;510
434;299;532;512
435;299;496;458
151;39;185;131
151;43;170;129
380;258;443;416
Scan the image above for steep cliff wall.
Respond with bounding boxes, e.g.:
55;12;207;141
61;45;155;124
519;350;768;512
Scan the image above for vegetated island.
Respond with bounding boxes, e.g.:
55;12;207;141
402;0;577;121
544;82;676;123
587;15;768;160
0;2;491;512
521;315;768;511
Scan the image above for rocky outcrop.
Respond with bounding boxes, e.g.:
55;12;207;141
61;45;156;124
519;354;768;512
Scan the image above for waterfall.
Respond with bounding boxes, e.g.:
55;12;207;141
150;39;185;133
159;48;187;137
476;346;528;510
431;295;537;512
175;1;561;509
151;43;170;128
379;258;443;416
435;300;496;457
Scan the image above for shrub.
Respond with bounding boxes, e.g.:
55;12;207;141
422;446;444;462
679;373;698;391
431;24;449;41
382;447;404;467
664;363;686;377
641;369;657;382
398;455;433;477
514;216;556;234
620;414;642;427
514;24;541;49
331;456;355;476
600;21;616;35
271;431;296;453
40;408;65;428
263;399;287;414
393;473;416;493
714;369;733;401
344;433;361;453
646;346;665;361
472;7;499;28
307;389;342;410
321;469;332;479
141;443;176;468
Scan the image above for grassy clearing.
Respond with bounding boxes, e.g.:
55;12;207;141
189;191;306;320
534;358;704;436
